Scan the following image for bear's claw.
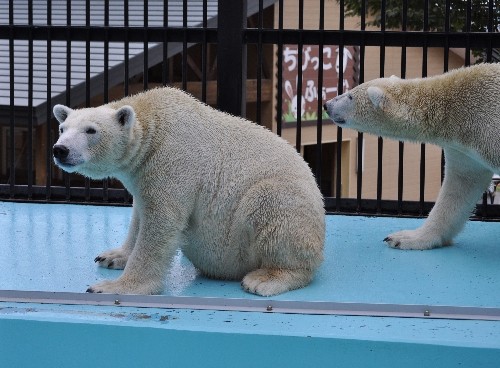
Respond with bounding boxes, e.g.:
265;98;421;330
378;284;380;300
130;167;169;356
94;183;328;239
86;287;102;293
384;236;400;247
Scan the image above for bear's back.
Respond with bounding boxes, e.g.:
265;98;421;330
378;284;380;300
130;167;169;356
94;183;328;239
111;87;315;182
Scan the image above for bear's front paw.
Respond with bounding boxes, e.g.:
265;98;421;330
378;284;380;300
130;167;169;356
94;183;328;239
384;229;448;250
94;247;130;269
86;278;163;295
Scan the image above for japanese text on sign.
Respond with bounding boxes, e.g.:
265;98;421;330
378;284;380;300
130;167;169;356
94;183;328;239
282;45;358;124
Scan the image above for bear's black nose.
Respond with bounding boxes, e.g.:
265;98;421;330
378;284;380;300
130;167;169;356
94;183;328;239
53;145;69;160
323;103;328;111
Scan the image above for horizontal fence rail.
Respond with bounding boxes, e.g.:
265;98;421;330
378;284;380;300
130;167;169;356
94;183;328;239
2;27;500;49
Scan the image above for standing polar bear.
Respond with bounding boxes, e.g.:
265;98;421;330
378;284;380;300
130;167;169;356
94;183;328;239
324;63;500;250
53;87;325;296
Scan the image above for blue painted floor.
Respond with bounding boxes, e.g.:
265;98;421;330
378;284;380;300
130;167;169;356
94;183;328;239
0;201;499;307
1;201;500;367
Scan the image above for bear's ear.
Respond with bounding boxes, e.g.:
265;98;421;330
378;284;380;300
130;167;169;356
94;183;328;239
53;105;73;124
115;105;136;128
367;86;388;110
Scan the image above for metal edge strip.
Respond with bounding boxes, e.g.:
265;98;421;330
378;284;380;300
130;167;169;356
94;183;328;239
1;290;500;321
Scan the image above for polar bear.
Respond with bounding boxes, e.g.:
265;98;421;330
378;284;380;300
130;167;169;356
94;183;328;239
324;63;500;250
52;87;325;296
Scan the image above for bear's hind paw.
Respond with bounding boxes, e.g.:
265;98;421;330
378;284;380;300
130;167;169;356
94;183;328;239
241;268;312;297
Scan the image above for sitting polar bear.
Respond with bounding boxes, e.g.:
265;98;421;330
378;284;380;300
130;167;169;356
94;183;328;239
53;87;325;296
324;63;500;250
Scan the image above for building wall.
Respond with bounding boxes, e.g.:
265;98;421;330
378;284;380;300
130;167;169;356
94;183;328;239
273;0;466;201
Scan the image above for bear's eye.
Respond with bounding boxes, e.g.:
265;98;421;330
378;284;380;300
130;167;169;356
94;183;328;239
59;127;64;134
86;128;97;134
348;94;353;100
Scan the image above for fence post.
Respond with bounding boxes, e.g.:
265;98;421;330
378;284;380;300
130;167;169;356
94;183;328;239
217;0;247;117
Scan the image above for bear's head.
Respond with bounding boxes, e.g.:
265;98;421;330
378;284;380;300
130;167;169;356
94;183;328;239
324;76;412;140
53;104;136;179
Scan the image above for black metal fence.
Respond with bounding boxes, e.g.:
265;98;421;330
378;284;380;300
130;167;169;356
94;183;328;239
1;0;499;218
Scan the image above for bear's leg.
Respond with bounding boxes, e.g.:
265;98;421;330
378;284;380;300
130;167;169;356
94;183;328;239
239;179;324;296
94;203;140;269
87;212;182;294
385;148;493;250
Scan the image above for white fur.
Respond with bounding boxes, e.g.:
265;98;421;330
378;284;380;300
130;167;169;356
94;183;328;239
324;63;500;250
53;87;325;296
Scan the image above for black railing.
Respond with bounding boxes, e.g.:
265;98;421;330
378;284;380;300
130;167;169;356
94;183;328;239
1;0;499;219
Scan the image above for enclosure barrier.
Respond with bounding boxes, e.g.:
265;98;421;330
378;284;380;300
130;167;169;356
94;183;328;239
0;0;499;219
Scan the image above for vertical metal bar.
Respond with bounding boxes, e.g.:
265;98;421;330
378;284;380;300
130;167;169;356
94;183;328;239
376;136;383;212
481;0;491;216
336;132;343;206
443;0;450;72
122;0;131;204
85;0;91;107
356;132;364;211
162;0;169;86
217;0;247;117
486;0;493;62
64;0;72;200
397;141;404;213
422;0;429;70
46;0;53;200
356;0;366;212
295;0;304;153
103;0;110;202
487;0;494;32
201;0;207;102
379;0;386;71
398;0;408;214
422;0;428;77
376;0;386;212
255;0;263;125
276;0;284;136
8;0;15;197
336;0;345;209
143;0;149;91
124;0;130;96
27;0;34;198
182;0;188;91
84;0;91;201
104;0;110;103
315;0;325;193
420;0;429;214
420;143;426;214
465;0;471;66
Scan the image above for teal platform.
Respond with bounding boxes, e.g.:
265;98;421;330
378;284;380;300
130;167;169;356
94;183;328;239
1;201;499;367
